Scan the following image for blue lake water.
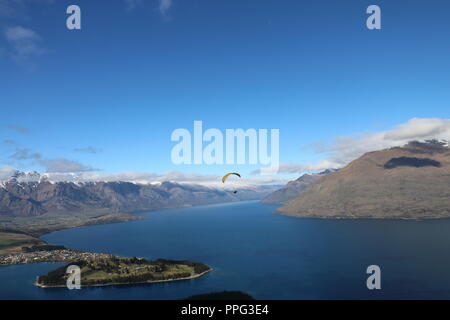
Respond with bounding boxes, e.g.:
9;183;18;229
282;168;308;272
1;201;450;299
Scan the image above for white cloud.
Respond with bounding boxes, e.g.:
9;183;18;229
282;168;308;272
323;118;450;167
42;170;287;187
0;168;288;186
251;160;340;175
159;0;172;15
384;118;450;141
74;146;102;154
9;148;41;160
2;123;30;133
125;0;143;12
3;25;45;62
39;158;96;173
3;118;448;184
124;0;173;17
251;118;450;176
1;142;95;173
0;166;15;181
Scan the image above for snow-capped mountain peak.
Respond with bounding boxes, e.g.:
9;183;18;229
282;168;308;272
8;170;42;183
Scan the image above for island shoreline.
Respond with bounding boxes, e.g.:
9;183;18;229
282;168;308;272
35;268;213;289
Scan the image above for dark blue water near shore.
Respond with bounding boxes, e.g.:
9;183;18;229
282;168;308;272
1;201;450;299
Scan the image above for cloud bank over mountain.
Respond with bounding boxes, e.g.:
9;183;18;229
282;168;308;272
320;118;450;167
2;118;449;185
0;169;287;187
253;118;450;175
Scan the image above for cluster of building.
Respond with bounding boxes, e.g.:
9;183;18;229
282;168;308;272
0;249;112;265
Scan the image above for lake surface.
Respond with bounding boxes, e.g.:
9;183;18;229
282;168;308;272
1;201;450;299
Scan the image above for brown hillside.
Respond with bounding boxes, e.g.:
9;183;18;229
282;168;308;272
277;141;450;219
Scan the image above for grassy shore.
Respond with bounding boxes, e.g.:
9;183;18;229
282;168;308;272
0;232;46;255
0;212;142;255
0;212;142;237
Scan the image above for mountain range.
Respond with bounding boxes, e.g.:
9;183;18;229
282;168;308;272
261;169;337;204
4;139;449;221
276;140;450;219
0;171;280;217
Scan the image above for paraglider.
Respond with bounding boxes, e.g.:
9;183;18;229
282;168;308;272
221;172;241;183
221;172;241;194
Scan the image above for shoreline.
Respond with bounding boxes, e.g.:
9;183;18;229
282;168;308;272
0;213;142;240
274;210;450;220
35;268;213;289
2;200;263;241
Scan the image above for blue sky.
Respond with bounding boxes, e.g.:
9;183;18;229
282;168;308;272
1;0;450;184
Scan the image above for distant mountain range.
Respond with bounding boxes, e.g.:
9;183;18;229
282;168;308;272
261;169;338;204
6;140;448;220
0;171;280;217
276;140;450;219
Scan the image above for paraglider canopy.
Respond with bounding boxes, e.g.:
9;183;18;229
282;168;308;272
221;172;241;183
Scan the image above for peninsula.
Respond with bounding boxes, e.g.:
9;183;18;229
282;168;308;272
0;243;212;288
36;256;212;288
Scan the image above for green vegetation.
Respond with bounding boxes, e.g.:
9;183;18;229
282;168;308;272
0;232;45;254
1;213;212;290
0;212;141;237
0;212;141;256
37;257;211;287
22;244;66;253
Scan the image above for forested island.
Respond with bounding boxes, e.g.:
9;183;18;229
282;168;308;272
36;256;212;288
